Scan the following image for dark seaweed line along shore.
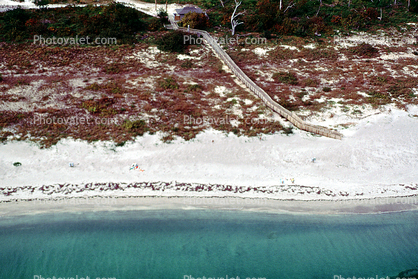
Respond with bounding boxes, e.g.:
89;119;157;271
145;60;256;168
1;182;418;199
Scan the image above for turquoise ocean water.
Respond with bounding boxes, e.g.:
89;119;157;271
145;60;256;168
0;209;417;279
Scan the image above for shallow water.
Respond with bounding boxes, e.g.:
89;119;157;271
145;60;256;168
0;210;417;279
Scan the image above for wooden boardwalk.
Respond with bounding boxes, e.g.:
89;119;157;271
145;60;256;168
168;17;343;140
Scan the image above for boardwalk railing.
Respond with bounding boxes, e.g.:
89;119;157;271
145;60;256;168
170;24;343;140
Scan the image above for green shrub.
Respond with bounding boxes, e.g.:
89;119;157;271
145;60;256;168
185;84;202;92
147;17;164;31
123;119;145;130
368;90;390;106
273;72;298;85
157;8;169;24
368;91;387;99
81;97;114;114
156;31;187;53
303;78;319;87
0;8;31;41
179;12;209;29
278;98;297;110
350;43;379;57
82;101;99;113
123;119;148;136
181;60;193;68
158;77;179;90
86;83;100;91
388;83;412;98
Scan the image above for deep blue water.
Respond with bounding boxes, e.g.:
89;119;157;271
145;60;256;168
0;210;417;279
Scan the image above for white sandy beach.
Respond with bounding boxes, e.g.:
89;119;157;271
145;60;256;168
1;105;418;204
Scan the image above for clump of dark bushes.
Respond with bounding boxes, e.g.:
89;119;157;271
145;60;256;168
0;3;160;43
156;31;199;53
273;72;298;85
158;77;179;90
156;31;186;53
179;12;209;29
350;43;379;57
122;119;149;136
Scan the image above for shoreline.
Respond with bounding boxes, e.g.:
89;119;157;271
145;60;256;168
1;195;418;217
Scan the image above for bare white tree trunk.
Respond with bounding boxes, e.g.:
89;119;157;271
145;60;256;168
408;0;410;8
219;0;224;7
231;0;244;35
284;1;295;13
316;0;322;16
377;8;383;20
280;0;283;10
